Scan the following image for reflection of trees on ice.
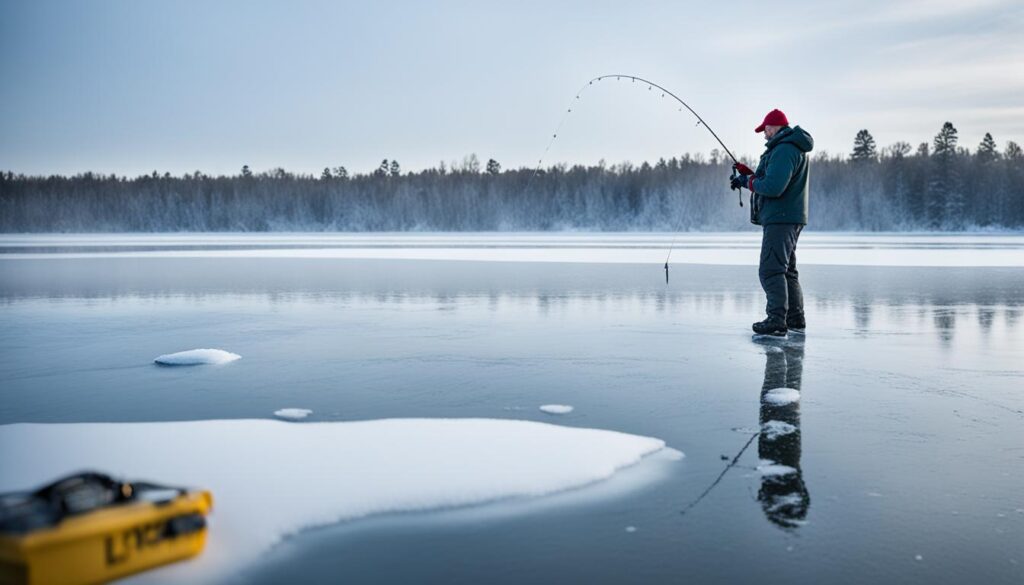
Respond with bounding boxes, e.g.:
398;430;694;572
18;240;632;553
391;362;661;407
757;339;810;530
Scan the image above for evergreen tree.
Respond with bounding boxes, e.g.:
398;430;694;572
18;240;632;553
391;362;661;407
321;167;332;180
916;143;930;157
976;133;998;163
389;160;401;177
933;122;958;158
851;129;877;161
375;159;389;178
928;122;961;228
333;166;348;180
486;159;501;175
241;165;252;178
1006;141;1023;161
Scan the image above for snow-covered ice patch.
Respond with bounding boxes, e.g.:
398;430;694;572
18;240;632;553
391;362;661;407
761;420;797;440
154;349;240;366
763;388;801;406
540;404;574;414
0;418;675;584
274;408;312;420
625;526;637;533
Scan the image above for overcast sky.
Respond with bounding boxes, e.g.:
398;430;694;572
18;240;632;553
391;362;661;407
1;0;1021;176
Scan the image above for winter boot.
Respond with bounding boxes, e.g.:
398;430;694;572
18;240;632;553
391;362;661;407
752;317;788;337
786;314;806;333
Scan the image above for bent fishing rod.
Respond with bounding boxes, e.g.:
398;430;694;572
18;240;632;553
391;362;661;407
530;74;746;283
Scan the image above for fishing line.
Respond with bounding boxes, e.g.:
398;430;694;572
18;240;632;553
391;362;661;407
679;431;758;517
526;74;745;284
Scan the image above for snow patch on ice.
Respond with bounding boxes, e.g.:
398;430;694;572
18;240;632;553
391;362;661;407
540;404;574;414
0;418;675;584
274;408;312;420
761;420;797;440
625;526;637;533
763;388;801;405
154;349;240;366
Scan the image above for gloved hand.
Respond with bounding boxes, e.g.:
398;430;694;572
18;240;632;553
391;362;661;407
730;173;749;191
733;162;754;176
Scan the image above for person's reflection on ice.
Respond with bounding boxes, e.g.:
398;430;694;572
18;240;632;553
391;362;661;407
755;338;810;530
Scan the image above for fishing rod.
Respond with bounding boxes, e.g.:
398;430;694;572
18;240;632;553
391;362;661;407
529;74;745;284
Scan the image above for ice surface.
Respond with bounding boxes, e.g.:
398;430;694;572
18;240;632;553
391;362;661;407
540;404;574;414
154;349;240;366
761;420;797;440
763;388;800;406
274;408;312;420
4;233;1022;267
0;418;675;584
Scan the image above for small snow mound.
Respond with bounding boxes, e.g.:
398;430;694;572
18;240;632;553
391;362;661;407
763;388;800;405
540;404;574;415
274;408;312;420
625;526;637;533
154;348;240;366
761;420;797;440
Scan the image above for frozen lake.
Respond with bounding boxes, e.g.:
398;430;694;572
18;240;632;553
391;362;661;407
1;233;1022;584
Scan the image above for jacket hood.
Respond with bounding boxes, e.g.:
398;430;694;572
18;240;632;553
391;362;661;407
769;125;814;153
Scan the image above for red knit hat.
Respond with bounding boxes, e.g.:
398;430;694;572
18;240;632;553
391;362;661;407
755;109;789;133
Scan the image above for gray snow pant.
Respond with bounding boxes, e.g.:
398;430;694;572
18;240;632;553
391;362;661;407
759;223;804;322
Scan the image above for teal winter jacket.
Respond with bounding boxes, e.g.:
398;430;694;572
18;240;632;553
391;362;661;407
749;125;814;225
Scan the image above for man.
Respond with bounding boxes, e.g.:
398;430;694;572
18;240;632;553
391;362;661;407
730;109;814;337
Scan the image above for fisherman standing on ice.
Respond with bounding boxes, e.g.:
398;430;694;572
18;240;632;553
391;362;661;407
730;109;814;337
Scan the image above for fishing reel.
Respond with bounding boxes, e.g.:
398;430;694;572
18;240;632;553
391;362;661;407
729;166;744;207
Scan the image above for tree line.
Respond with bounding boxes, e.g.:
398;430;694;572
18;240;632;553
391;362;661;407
1;122;1022;232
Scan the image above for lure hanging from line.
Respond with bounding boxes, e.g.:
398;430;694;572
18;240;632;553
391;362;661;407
530;74;745;285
